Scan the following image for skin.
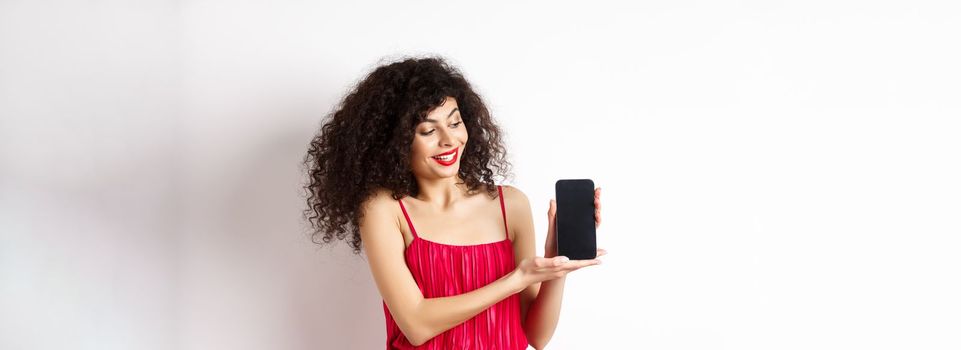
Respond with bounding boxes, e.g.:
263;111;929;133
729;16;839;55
359;96;606;349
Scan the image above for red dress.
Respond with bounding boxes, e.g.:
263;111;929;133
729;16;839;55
383;185;529;349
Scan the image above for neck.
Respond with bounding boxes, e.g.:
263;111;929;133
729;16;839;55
414;175;468;209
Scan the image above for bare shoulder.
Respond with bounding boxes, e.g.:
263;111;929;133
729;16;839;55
499;184;531;208
498;184;533;242
360;188;397;216
358;188;402;245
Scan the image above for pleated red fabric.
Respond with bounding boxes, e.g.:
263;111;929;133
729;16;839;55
383;185;529;349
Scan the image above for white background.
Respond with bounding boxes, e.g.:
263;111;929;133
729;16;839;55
2;1;960;349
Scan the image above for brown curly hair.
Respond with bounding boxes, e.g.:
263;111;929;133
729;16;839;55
302;56;512;254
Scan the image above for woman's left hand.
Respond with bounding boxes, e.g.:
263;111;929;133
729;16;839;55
545;187;605;259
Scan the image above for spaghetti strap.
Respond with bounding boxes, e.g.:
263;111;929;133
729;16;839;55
498;185;509;240
398;198;418;239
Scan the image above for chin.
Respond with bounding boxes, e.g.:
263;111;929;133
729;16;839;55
433;166;460;178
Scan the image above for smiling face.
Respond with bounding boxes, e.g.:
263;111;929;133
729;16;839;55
410;96;468;181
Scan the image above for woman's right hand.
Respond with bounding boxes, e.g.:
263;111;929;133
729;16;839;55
512;250;605;287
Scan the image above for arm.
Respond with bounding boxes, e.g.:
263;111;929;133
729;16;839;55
359;190;527;346
505;186;563;350
507;185;605;350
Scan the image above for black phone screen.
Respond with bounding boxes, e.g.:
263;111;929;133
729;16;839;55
555;179;597;260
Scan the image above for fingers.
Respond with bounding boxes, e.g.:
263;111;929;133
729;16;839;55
548;257;602;270
594;189;601;212
533;256;567;268
594;187;602;227
523;255;602;283
555;259;601;271
533;256;602;269
571;259;602;268
596;248;607;257
595;188;601;210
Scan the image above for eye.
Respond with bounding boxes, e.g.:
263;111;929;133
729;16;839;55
420;129;436;136
450;121;463;128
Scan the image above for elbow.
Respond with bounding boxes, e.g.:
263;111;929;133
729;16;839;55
405;329;431;347
405;329;427;347
410;338;428;347
525;329;546;350
394;300;435;346
397;320;432;346
525;327;550;350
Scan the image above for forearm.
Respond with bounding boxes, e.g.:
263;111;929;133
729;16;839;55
408;270;526;345
523;243;565;349
523;275;566;349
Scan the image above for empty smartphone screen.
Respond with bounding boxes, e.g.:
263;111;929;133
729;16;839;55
555;179;597;260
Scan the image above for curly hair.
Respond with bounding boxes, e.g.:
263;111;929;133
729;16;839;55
302;56;512;254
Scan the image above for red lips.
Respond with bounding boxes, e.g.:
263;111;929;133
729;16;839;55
431;148;458;166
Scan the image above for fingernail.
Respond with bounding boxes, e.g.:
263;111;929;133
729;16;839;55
557;257;569;263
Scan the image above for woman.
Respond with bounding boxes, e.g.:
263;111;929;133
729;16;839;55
303;56;605;349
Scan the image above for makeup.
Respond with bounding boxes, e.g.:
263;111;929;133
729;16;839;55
431;148;458;166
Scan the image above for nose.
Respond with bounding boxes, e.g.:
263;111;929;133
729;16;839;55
438;128;455;147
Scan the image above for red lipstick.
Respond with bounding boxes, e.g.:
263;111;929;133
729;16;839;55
431;148;458;166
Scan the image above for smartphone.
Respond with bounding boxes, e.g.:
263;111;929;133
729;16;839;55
555;179;597;260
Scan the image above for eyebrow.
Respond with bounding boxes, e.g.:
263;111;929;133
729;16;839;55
424;108;459;123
